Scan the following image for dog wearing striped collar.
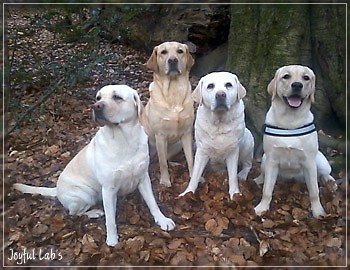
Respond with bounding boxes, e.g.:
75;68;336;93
254;65;335;218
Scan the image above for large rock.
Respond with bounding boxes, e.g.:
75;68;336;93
141;5;229;54
105;5;230;55
191;42;228;78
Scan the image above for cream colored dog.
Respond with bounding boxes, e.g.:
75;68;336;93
254;65;335;218
179;72;254;199
141;41;195;187
13;85;175;247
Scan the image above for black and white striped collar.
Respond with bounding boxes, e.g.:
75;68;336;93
263;122;316;137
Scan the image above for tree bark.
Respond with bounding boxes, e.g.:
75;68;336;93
226;4;346;141
310;5;346;127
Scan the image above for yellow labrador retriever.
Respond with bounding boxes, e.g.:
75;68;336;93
179;72;254;199
13;85;175;246
254;65;335;218
141;41;195;187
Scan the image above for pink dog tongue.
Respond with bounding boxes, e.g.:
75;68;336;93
287;96;302;108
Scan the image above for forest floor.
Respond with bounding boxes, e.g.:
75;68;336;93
3;6;348;268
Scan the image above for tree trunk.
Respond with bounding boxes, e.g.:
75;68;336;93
310;5;346;128
226;4;346;142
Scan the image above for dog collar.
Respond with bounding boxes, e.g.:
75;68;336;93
263;122;316;137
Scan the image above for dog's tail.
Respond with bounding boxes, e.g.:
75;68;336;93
13;183;57;197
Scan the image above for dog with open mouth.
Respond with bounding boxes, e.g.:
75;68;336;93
254;65;336;218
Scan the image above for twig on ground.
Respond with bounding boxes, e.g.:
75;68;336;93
6;77;65;136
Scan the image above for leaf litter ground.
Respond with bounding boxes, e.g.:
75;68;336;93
3;6;347;268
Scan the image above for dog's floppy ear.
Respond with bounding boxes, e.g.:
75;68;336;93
310;76;316;103
192;79;203;104
146;46;158;72
234;75;246;100
267;68;280;100
133;90;143;119
238;82;247;100
308;68;316;103
185;45;195;71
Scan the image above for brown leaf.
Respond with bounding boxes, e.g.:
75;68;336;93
281;204;291;211
49;214;66;233
129;213;140;225
292;208;309;220
149;238;166;247
216;215;229;230
230;213;248;226
181;211;194;220
81;233;98;253
125;236;145;253
61;151;71;159
170;251;190;265
45;145;60;156
168;238;185;250
32;223;49;236
186;236;205;248
9;231;23;243
230;254;246;265
73;241;82;256
205;218;223;236
262;218;275;229
139;250;150;262
325;237;342;248
259;239;270;257
150;248;167;262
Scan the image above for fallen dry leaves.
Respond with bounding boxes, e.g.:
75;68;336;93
3;6;347;268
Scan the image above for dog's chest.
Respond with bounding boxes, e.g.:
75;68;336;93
275;147;305;170
112;158;148;195
158;108;194;141
93;142;149;195
264;134;318;170
197;118;244;161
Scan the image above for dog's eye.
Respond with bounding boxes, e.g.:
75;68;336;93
225;82;233;88
303;75;310;81
160;50;167;55
207;83;215;90
177;49;184;54
96;96;101;101
113;95;123;101
282;74;290;79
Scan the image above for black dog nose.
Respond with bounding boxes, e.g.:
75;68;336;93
216;91;226;99
168;57;178;65
93;101;105;111
291;82;303;90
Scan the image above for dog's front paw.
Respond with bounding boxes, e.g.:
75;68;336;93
179;188;195;197
84;209;105;219
238;170;249;181
311;205;326;219
160;179;171;187
253;175;264;185
254;203;269;216
160;173;172;187
229;188;241;200
106;234;119;247
325;178;338;192
156;216;176;231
